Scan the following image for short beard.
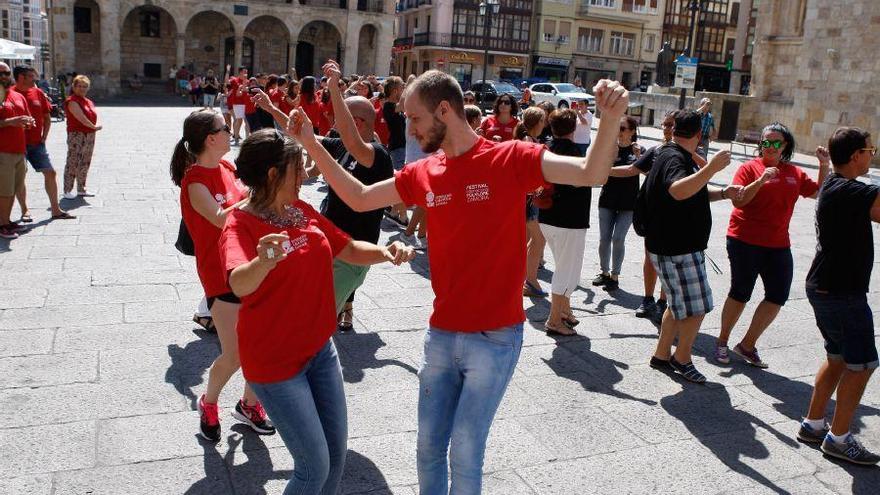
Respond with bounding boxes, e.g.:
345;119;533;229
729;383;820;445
420;116;446;154
0;79;11;89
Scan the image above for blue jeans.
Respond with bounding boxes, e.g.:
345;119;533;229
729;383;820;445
598;207;633;275
249;341;347;495
417;324;523;495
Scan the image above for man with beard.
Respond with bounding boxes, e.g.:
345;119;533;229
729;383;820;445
288;66;628;494
0;62;36;238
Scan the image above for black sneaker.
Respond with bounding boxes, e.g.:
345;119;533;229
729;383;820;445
669;357;707;384
604;277;619;291
821;434;880;465
232;400;276;435
591;273;610;286
635;296;656;318
651;299;668;326
797;421;830;444
649;356;674;372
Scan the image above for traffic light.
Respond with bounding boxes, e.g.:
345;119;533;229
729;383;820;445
726;59;733;71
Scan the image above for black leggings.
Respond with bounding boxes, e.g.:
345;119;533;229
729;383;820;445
207;292;241;310
726;237;793;306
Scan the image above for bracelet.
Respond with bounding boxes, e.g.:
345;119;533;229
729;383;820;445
721;186;728;200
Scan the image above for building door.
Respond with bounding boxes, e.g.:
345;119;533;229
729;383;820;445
225;37;254;74
296;42;314;79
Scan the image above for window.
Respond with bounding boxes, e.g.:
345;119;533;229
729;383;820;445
543;19;555;42
589;0;615;7
23;19;30;42
1;10;8;39
730;2;740;25
610;31;635;56
74;6;92;33
140;11;160;38
624;0;658;13
558;22;571;44
577;28;603;53
644;33;655;51
414;16;419;29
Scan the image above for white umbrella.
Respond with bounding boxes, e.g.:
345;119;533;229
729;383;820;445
0;38;36;60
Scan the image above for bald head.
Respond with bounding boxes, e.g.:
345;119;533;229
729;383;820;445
345;96;376;128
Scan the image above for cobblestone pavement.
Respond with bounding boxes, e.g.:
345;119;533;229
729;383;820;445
1;106;879;495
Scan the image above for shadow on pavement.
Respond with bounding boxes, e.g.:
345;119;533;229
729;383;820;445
341;450;395;493
333;331;418;384
166;329;220;410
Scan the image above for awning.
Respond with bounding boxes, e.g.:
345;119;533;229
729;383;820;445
0;38;36;60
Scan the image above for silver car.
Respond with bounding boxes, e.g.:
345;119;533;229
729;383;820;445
529;83;595;111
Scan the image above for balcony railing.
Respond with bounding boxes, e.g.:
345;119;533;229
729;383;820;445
301;0;349;9
452;32;529;53
394;36;414;47
357;0;386;13
414;32;452;47
398;0;432;11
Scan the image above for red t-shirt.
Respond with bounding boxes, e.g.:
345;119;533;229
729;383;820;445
65;95;97;134
227;77;242;105
479;116;519;142
11;86;51;145
727;158;819;248
180;160;247;297
374;106;390;146
300;97;325;134
243;89;256;115
0;89;30;153
395;138;545;331
269;88;283;107
219;202;352;383
279;95;294;116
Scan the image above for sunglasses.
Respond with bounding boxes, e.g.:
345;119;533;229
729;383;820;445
760;140;784;149
861;147;877;156
0;71;10;77
498;100;512;105
464;97;475;102
210;124;231;134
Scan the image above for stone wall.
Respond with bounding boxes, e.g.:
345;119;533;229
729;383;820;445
120;8;176;80
73;0;102;75
749;0;880;158
184;12;234;74
245;16;291;75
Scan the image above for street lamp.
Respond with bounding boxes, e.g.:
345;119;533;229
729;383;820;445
678;0;703;109
478;0;500;112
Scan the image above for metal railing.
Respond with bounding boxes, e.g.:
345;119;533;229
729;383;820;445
357;0;386;13
413;32;453;47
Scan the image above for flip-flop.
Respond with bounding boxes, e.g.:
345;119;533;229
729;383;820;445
51;211;76;220
20;213;33;223
192;314;216;333
523;281;548;298
337;307;354;331
545;322;577;336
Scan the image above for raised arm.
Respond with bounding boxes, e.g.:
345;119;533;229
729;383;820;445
540;80;628;187
323;60;376;166
810;146;832;199
669;150;731;201
289;108;402;212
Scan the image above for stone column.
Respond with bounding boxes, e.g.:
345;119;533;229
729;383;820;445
343;17;360;74
375;24;394;76
176;34;186;69
234;36;243;71
730;0;753;95
98;0;121;96
51;0;76;77
288;43;297;78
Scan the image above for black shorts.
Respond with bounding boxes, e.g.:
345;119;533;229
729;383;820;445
807;289;878;370
207;292;241;310
726;237;793;306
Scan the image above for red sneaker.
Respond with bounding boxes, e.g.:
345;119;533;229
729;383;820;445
197;395;221;442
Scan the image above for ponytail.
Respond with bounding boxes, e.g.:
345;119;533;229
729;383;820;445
169;109;221;186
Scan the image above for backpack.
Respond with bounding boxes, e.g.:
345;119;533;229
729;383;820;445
632;180;649;237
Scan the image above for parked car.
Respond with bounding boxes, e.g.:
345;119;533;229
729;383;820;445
529;83;595;111
469;80;523;113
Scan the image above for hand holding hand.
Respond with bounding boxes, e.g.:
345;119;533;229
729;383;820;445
286;108;317;146
322;60;342;86
256;232;289;269
725;184;745;202
385;241;416;265
593;79;629;119
760;166;779;183
707;150;732;173
816;146;831;167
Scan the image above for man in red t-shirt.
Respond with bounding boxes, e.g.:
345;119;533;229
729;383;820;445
226;66;248;143
11;65;73;222
0;62;36;239
290;66;629;493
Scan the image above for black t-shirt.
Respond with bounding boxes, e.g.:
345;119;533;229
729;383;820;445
320;138;394;243
202;76;219;95
538;138;592;229
383;102;406;150
644;142;712;255
806;173;878;293
599;145;645;211
633;145;660;174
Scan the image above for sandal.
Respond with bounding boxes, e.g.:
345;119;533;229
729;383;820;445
337;306;354;331
20;213;33;223
51;211;76;220
192;314;216;333
562;314;580;327
545;322;577;336
523;280;548;298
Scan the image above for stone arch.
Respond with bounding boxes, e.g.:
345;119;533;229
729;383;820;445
244;15;292;75
73;0;102;76
184;11;235;74
296;21;343;78
120;4;179;80
357;23;380;75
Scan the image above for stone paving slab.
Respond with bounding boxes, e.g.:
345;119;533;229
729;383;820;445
1;106;878;494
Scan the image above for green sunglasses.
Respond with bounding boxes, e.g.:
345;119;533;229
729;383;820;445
760;139;784;149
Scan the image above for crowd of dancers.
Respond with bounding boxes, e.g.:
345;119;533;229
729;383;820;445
170;60;879;495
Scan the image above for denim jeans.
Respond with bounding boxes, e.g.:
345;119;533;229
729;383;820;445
249;341;347;495
598;207;634;275
417;324;524;495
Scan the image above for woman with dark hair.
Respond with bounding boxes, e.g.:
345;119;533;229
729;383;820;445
592;116;644;291
515;107;549;298
713;122;830;367
479;93;519;142
298;76;324;135
220;129;415;494
170;109;274;442
281;79;299;116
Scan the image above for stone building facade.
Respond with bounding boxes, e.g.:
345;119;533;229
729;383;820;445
49;0;396;96
748;0;880;155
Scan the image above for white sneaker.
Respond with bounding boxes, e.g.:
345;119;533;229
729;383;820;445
62;191;77;200
77;190;95;197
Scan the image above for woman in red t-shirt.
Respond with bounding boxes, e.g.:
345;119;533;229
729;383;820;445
170;110;274;442
713;123;830;367
298;76;327;135
479;93;519;142
63;75;101;199
220;129;414;495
